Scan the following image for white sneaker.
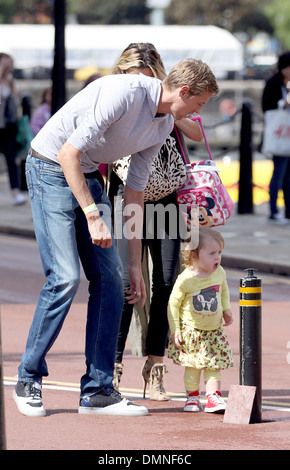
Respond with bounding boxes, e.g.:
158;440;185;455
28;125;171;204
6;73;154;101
78;389;149;416
269;213;288;225
13;381;46;417
184;391;201;412
13;193;27;206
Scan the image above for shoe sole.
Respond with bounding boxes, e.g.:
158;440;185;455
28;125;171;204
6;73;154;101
204;405;226;413
13;390;46;417
268;219;288;225
149;396;170;401
183;406;201;412
78;401;149;416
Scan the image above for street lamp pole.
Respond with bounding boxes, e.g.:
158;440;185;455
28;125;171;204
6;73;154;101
51;0;66;115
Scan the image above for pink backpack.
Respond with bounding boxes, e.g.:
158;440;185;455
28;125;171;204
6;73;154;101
176;116;234;229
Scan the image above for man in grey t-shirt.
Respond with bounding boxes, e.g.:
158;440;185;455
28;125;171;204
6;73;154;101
13;58;219;418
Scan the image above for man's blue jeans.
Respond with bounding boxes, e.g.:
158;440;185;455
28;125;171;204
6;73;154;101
18;156;124;396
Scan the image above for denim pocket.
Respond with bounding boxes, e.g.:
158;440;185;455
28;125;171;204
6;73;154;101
40;163;68;191
41;161;63;174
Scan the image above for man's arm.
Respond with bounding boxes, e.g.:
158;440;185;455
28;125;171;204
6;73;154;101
123;184;146;307
58;141;112;248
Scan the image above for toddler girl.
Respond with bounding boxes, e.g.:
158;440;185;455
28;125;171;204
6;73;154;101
168;227;234;413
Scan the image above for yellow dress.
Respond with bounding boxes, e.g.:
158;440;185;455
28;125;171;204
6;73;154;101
167;265;234;370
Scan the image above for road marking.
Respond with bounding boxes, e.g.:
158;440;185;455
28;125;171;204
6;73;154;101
5;376;290;411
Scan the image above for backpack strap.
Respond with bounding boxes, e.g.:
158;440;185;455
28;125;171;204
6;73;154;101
175;115;213;164
173;124;190;164
189;115;213;161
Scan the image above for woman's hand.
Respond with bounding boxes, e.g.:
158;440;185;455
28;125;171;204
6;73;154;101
125;264;146;307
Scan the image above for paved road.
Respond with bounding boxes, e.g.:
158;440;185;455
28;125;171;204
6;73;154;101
1;235;290;450
2;297;290;451
1;157;290;451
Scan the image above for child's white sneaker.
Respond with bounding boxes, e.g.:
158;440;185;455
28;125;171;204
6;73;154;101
184;390;201;412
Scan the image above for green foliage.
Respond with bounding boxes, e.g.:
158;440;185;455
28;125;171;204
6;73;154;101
0;0;17;23
1;0;289;51
264;0;290;49
0;0;52;24
69;0;150;25
164;0;262;30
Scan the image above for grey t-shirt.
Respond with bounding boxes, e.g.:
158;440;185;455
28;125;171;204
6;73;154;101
31;73;174;191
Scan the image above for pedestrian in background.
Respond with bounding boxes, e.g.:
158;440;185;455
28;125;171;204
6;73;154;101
0;52;26;205
262;51;290;224
168;227;234;413
30;87;52;136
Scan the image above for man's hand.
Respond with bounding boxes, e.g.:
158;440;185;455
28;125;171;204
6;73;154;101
86;212;112;248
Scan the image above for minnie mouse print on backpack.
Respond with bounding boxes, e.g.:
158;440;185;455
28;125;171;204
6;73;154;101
176;116;234;231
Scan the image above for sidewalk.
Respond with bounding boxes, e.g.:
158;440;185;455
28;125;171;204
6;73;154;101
1;172;290;276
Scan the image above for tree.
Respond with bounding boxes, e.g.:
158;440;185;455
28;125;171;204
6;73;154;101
7;0;52;24
2;0;289;50
264;0;290;49
164;0;262;31
0;0;16;23
0;0;149;25
68;0;150;25
233;11;273;35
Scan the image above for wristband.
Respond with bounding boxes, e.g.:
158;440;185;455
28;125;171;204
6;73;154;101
83;203;98;215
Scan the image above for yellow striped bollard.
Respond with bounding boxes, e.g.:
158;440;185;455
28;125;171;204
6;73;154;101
240;268;262;423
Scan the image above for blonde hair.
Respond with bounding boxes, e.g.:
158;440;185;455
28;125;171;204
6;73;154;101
163;58;220;97
112;42;166;80
181;227;224;268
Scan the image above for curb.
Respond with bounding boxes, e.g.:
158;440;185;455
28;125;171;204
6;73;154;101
0;226;35;239
222;254;290;277
0;225;286;276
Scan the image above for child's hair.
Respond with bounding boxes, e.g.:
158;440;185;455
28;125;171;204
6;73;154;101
181;227;224;268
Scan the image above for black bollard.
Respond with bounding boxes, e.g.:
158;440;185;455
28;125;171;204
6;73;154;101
239;268;262;423
238;100;254;214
